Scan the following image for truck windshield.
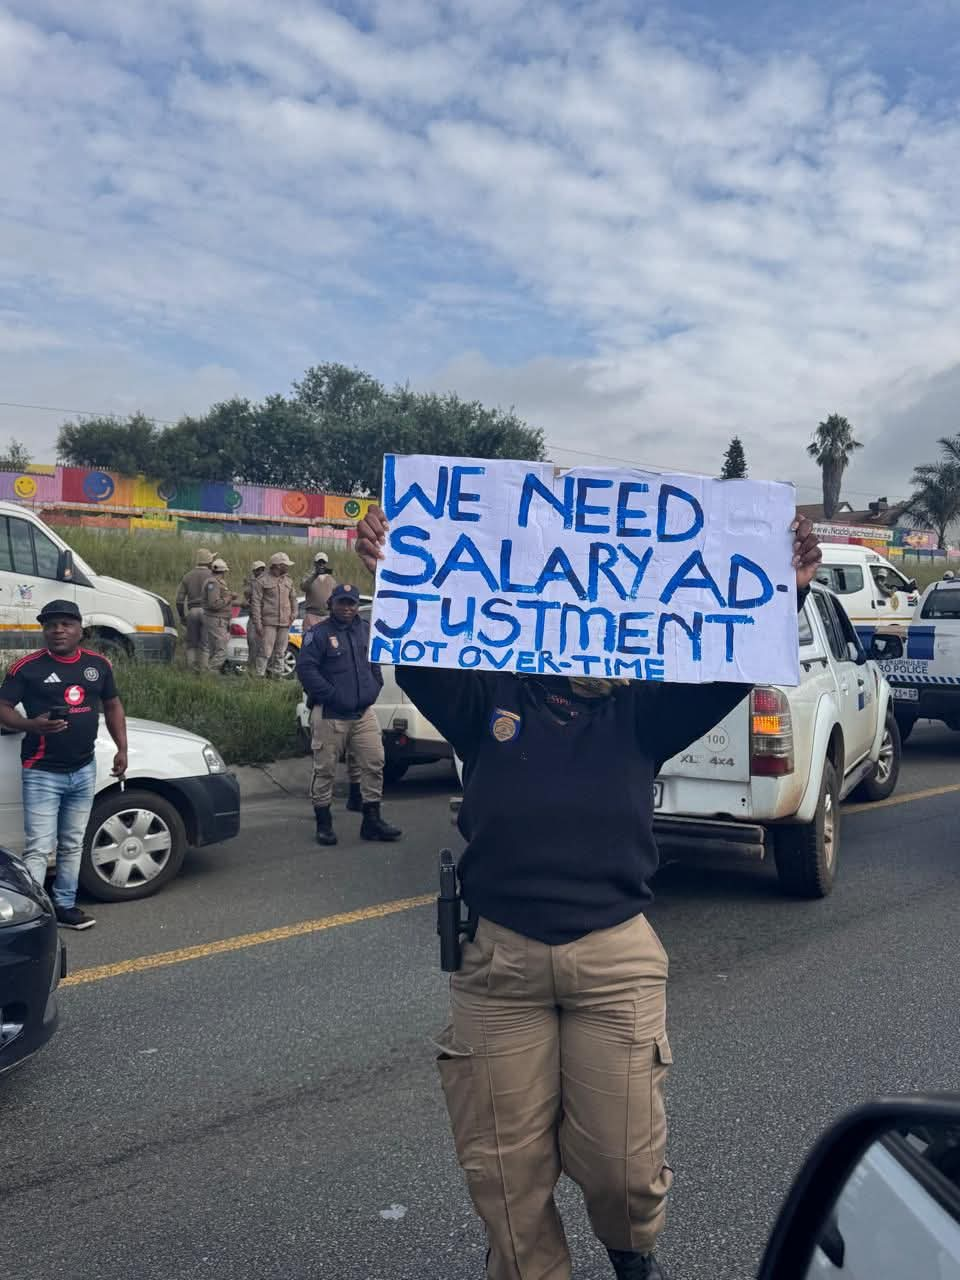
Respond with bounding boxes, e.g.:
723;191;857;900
921;587;960;619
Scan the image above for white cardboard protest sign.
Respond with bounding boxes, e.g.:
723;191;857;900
369;455;800;686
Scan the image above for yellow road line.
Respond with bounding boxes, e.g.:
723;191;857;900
62;894;434;988
845;781;960;816
61;783;960;990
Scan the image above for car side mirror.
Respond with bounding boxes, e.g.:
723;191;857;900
906;579;918;593
58;548;74;582
758;1095;960;1280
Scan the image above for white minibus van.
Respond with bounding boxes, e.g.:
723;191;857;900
0;501;177;662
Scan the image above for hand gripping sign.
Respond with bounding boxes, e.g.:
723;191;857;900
369;455;800;687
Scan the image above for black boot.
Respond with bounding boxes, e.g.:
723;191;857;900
360;802;402;841
313;805;338;846
607;1251;668;1280
345;783;363;813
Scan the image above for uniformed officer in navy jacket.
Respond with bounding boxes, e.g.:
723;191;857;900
296;583;401;846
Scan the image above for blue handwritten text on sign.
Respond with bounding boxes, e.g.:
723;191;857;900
369;456;800;685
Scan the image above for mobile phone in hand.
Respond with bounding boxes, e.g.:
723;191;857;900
46;704;69;722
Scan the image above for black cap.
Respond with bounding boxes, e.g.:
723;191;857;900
330;582;360;604
37;599;82;624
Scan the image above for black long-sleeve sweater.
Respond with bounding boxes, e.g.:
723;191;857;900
396;663;755;944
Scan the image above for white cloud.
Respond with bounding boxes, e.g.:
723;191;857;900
0;0;959;505
0;349;249;458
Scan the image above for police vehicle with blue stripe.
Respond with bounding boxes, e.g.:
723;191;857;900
871;577;960;742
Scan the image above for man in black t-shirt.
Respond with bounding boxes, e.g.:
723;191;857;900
0;600;128;930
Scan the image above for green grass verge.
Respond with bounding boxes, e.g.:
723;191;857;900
904;561;948;592
42;526;369;765
51;525;371;614
116;662;303;766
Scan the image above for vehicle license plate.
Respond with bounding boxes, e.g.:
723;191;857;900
891;687;919;702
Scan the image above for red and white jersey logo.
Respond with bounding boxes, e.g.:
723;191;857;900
65;684;86;706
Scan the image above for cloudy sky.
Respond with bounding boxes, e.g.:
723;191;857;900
2;0;959;504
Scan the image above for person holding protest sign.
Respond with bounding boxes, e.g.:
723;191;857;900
356;500;821;1280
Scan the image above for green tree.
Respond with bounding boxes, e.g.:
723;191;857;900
292;363;544;493
719;435;747;479
52;363;546;494
0;437;32;471
57;412;161;473
907;461;960;549
293;363;385;426
156;399;257;485
242;396;320;489
806;413;863;519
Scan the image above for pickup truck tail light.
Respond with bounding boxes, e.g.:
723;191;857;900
229;621;247;637
751;687;794;776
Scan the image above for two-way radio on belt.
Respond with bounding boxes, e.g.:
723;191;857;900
437;849;476;972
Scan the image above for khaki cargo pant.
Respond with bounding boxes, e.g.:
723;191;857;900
202;614;229;672
245;620;260;670
310;705;384;805
435;913;672;1280
184;606;205;670
256;624;290;676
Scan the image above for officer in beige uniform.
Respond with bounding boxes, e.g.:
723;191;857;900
175;548;214;671
295;583;401;846
301;551;336;632
251;552;298;677
201;558;238;673
243;560;266;670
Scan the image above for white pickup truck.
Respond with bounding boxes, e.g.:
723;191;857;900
654;582;899;897
870;578;960;741
450;584;899;898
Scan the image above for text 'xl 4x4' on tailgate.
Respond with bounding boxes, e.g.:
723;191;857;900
658;698;752;783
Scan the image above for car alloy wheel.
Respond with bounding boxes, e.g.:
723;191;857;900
874;725;895;785
89;808;173;889
822;786;836;870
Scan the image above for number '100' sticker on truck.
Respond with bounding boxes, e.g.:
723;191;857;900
659;706;752;782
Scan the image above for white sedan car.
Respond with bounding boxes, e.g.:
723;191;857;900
0;718;240;901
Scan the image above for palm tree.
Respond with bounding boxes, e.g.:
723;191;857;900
907;461;960;549
938;433;960;465
806;414;863;519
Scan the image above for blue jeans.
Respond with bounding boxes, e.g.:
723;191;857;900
22;761;97;909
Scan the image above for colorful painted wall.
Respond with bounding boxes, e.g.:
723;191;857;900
0;465;374;532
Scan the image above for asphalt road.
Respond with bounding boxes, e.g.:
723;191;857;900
3;725;960;1280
